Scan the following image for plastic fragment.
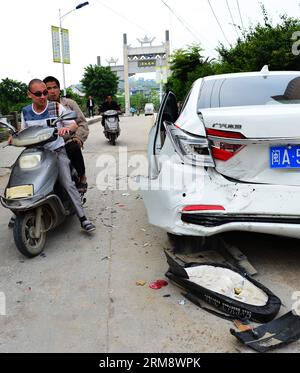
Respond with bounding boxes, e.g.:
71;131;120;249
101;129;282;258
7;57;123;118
149;279;168;290
233;319;252;332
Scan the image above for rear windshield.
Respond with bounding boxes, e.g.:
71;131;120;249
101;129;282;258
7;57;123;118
198;74;300;109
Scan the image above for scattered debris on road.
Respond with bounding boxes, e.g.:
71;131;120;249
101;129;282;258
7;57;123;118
231;311;300;352
101;256;111;261
149;279;168;290
161;235;300;352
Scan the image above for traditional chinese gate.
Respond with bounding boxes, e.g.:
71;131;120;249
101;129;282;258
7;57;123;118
109;31;170;115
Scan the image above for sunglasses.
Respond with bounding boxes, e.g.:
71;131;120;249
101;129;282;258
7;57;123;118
29;89;49;97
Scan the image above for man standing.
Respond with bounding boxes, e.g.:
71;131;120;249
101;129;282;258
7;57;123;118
21;79;95;232
43;76;88;193
86;96;95;118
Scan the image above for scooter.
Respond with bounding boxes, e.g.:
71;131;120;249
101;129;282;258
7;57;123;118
102;110;120;145
0;111;85;258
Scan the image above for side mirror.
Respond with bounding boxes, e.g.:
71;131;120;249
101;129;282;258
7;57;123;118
0;118;17;134
52;111;77;126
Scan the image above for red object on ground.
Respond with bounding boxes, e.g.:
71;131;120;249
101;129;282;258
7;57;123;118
149;279;168;289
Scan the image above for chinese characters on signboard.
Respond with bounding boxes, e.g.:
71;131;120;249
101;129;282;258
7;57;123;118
61;28;70;64
51;26;61;63
138;59;156;68
51;26;70;64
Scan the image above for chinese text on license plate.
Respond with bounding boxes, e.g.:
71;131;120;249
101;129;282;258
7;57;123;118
270;145;300;169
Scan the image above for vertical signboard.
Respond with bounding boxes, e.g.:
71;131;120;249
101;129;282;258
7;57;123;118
61;28;70;64
51;26;61;63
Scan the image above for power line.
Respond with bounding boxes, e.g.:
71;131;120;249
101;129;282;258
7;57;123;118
94;0;153;36
226;0;240;38
236;0;245;31
207;0;232;47
160;0;201;42
160;0;216;54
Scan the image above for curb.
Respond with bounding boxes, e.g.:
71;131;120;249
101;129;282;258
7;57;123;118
87;116;101;125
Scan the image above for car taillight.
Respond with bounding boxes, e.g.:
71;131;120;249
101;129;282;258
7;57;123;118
165;122;215;167
182;205;225;212
206;128;245;161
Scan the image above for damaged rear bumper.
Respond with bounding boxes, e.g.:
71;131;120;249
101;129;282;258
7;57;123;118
140;164;300;239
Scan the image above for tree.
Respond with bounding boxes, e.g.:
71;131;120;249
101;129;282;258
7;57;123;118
81;65;118;105
0;78;29;115
216;11;300;73
130;92;147;111
66;88;86;113
165;45;215;101
149;90;160;111
165;8;300;102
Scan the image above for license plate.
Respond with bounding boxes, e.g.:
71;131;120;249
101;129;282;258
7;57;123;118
6;185;33;199
270;145;300;169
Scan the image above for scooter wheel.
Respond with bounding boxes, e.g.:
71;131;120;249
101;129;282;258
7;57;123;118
110;133;116;145
13;212;46;258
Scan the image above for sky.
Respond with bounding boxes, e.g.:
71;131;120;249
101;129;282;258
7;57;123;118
1;0;300;87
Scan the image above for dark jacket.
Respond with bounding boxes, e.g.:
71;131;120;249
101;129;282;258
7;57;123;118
100;100;120;113
86;98;95;108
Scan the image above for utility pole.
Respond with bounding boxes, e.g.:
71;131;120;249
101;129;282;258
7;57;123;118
123;34;130;115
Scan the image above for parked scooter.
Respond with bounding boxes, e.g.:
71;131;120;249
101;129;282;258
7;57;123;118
0;111;85;258
102;110;120;145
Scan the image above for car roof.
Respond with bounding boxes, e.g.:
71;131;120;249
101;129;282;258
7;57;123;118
199;71;300;82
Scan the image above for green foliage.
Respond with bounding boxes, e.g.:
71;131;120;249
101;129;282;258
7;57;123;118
128;90;160;111
0;78;29;115
81;65;119;105
148;90;160;111
165;45;215;101
216;14;300;73
166;9;300;101
116;94;125;111
130;93;147;111
66;88;86;113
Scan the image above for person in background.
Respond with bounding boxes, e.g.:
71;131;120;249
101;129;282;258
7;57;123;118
20;79;95;233
86;95;95;118
43;76;89;193
99;95;120;126
130;107;136;116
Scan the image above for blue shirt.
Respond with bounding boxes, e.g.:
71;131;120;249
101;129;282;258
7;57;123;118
21;101;67;151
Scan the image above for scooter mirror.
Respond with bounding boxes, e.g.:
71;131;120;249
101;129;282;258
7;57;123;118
52;111;77;126
0;118;17;134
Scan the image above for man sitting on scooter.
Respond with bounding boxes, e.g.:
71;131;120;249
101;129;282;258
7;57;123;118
99;95;120;126
20;79;95;233
43;76;89;194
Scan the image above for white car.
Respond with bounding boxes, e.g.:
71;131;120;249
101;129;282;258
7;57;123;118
144;103;154;116
141;68;300;239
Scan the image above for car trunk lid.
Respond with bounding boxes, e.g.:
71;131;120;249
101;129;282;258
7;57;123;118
200;105;300;185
